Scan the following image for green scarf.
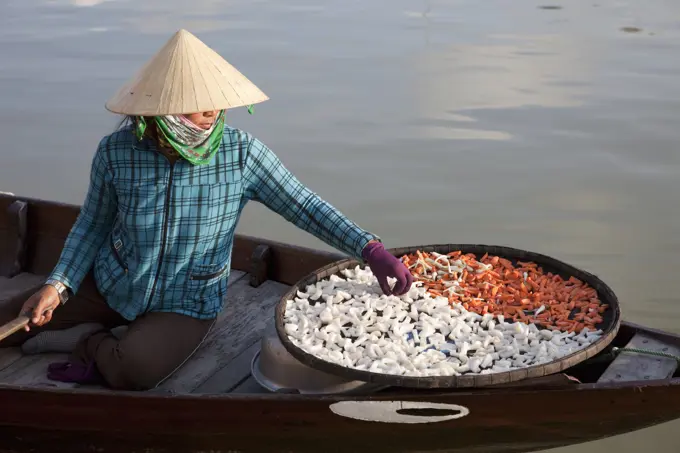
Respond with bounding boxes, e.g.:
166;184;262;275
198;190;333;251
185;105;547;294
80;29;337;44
134;111;225;165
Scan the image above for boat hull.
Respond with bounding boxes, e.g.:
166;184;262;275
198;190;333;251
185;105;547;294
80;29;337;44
1;194;680;453
1;380;679;453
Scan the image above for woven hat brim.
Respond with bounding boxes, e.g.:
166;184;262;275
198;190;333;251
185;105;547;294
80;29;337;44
105;29;269;116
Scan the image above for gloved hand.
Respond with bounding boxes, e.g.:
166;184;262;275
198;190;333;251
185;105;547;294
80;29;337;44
362;241;414;296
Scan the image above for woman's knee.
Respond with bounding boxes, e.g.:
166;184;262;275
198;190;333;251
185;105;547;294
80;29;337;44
90;313;212;391
93;336;174;391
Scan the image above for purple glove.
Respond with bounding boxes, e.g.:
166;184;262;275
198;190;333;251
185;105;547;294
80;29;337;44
362;241;414;296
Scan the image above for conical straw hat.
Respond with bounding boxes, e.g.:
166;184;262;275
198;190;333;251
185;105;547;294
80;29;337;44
105;29;269;116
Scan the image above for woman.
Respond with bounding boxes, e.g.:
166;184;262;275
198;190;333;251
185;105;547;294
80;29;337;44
0;30;413;390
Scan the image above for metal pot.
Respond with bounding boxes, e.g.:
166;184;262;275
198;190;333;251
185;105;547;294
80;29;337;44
251;323;388;395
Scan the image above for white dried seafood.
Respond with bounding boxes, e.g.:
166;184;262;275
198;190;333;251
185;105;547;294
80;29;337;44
283;266;603;377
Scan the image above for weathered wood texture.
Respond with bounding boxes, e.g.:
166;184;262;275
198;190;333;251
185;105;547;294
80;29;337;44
0;347;21;374
490;373;581;388
0;196;78;277
0;273;47;374
158;273;290;393
0;315;30;342
0;270;270;392
0;352;74;388
231;234;345;286
193;342;260;394
0;272;46;307
1;377;680;453
230;375;267;394
0;270;80;388
598;332;680;383
248;244;271;288
0;200;28;277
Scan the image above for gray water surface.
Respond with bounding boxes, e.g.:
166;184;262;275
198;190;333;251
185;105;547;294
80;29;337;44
1;1;680;450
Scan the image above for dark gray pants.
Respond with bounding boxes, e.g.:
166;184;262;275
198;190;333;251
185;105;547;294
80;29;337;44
0;272;214;390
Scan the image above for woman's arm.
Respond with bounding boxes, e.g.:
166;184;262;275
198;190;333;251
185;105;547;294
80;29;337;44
46;138;118;294
242;137;378;260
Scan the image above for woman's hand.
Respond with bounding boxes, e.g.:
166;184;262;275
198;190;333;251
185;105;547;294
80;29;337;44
362;241;414;296
18;285;61;331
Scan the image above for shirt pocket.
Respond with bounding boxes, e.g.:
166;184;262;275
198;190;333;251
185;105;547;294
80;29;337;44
184;258;231;306
95;240;130;297
189;261;230;282
110;236;129;273
109;218;136;270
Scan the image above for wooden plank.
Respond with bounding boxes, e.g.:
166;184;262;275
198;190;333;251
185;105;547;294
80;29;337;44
0;273;45;374
230;374;269;394
0;200;29;277
0;353;77;388
158;276;289;393
0;272;46;307
489;373;581;388
0;270;247;391
0;347;22;373
227;269;247;287
231;234;345;286
598;332;680;383
193;341;259;394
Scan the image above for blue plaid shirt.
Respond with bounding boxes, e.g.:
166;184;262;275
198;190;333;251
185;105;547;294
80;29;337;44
48;125;378;320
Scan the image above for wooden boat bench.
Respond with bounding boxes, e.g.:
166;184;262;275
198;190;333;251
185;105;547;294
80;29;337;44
597;332;680;384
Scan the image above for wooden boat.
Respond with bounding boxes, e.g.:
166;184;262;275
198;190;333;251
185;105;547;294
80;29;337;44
0;192;679;453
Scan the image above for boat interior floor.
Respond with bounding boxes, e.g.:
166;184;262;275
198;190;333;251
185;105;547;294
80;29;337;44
1;271;678;395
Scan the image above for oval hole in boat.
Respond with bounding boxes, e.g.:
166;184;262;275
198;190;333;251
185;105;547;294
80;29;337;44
329;401;470;424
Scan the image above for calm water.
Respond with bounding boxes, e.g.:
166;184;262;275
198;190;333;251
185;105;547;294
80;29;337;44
1;0;680;450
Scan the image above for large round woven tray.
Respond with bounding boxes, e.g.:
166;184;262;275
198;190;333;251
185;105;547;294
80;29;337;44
275;244;621;389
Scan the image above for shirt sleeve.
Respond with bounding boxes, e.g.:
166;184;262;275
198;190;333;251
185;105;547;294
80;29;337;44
47;138;118;293
242;136;379;260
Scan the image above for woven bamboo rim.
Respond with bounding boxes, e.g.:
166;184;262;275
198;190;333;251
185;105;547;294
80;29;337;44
275;244;621;389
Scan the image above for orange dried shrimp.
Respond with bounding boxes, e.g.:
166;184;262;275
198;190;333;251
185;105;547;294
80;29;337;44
400;250;608;333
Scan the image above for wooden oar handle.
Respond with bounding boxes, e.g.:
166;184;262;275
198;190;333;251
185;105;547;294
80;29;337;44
0;315;30;342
